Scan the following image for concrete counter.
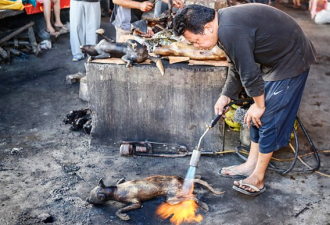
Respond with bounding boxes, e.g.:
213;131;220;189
87;61;227;152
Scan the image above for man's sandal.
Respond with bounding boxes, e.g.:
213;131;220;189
232;180;266;197
218;165;248;179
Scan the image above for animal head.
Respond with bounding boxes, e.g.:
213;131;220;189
126;40;149;61
86;179;115;205
80;45;99;56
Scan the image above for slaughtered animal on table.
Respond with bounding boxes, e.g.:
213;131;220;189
86;175;224;221
134;29;180;52
154;41;227;60
81;29;165;75
80;29;149;67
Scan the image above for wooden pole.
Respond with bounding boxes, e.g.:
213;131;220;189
0;22;35;47
28;27;39;55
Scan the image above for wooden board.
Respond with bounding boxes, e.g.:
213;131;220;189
91;58;152;65
189;59;228;67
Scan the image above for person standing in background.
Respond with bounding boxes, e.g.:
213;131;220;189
110;0;183;42
70;0;101;62
154;0;168;17
40;0;69;37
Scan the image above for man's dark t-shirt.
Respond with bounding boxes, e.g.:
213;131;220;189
217;4;316;98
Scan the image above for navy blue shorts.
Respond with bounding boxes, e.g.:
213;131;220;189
250;69;309;153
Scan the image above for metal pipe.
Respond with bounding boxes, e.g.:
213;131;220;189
189;150;202;167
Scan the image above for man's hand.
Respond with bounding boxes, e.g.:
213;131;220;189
244;103;265;129
140;1;154;12
214;95;231;116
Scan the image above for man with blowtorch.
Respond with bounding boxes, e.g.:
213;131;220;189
173;4;316;196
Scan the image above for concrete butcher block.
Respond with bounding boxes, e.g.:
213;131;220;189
87;61;227;152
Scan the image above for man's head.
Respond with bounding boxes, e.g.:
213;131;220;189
173;5;218;50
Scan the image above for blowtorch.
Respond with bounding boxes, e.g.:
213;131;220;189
181;100;254;195
182;113;224;194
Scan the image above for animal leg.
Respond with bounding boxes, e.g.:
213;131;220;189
95;28;115;43
194;197;209;212
121;56;133;67
115;202;142;221
149;56;164;76
193;179;225;195
91;53;111;60
116;178;125;185
88;53;111;62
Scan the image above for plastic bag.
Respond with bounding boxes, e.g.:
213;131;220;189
315;9;330;24
0;0;24;10
22;0;37;7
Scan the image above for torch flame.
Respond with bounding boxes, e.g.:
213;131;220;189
156;183;203;225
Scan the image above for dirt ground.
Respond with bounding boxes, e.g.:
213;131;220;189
1;3;330;225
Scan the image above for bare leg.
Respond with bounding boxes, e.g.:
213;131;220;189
234;150;273;192
53;0;65;27
221;141;259;176
293;0;301;7
43;0;56;33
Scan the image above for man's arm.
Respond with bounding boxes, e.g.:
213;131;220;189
221;58;243;100
219;26;264;98
113;0;154;12
214;58;242;115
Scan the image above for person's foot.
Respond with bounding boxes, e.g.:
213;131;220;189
219;163;255;177
54;24;69;33
72;56;85;62
45;29;60;38
233;175;264;193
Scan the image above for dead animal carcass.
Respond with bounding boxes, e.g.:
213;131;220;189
154;41;227;60
80;29;149;67
86;175;224;221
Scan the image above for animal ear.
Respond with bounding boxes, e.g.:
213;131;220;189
99;178;106;188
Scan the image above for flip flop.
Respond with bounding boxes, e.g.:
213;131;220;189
54;25;69;31
232;180;266;197
218;165;248;179
58;27;70;34
54;25;69;34
45;29;60;38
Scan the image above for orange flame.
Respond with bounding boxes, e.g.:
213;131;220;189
156;183;203;225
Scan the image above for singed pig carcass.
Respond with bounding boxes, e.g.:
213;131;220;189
153;41;227;61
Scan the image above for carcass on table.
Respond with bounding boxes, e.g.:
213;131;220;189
153;41;227;61
80;29;149;67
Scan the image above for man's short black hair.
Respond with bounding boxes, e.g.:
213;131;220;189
173;4;216;36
